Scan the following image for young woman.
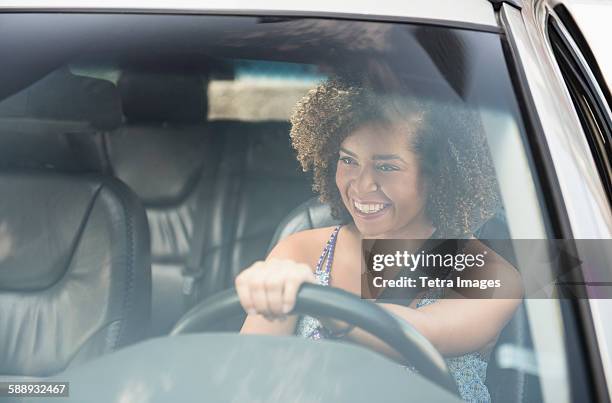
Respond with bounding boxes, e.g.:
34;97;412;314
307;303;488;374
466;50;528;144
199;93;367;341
237;76;522;401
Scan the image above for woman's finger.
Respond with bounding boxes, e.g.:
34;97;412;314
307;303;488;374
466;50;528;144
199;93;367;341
249;271;271;316
264;268;286;316
235;270;256;315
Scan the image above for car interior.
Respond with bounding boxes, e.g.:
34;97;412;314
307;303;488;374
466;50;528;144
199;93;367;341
0;12;555;402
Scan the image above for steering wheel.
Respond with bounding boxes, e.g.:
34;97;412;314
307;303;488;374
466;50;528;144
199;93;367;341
170;283;458;395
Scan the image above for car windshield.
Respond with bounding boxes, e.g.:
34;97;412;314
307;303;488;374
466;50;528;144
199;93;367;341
0;12;576;403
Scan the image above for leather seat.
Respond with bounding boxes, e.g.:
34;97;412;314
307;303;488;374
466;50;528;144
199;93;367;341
101;71;218;336
0;172;151;377
0;69;151;377
268;197;343;252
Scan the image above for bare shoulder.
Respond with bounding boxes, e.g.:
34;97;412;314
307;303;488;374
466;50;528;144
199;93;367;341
267;226;340;268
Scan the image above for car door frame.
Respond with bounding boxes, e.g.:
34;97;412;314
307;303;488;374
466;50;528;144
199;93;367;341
499;1;612;403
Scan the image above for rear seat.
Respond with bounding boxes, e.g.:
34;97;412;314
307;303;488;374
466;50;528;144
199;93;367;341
101;72;314;335
1;67;316;336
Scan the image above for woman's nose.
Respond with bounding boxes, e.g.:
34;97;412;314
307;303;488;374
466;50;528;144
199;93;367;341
354;168;379;193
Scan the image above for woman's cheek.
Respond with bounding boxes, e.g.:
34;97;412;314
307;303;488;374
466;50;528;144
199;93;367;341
335;165;352;187
384;174;420;200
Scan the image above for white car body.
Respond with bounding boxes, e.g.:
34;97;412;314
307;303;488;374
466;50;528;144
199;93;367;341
0;1;610;402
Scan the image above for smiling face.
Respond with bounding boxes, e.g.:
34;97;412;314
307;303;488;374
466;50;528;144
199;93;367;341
335;120;433;238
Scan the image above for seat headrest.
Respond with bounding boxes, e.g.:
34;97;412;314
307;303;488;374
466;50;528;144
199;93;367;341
0;68;122;131
0;128;101;172
118;71;207;124
0;69;121;172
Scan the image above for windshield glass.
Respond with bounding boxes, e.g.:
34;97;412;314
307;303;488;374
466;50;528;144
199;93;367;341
0;13;572;403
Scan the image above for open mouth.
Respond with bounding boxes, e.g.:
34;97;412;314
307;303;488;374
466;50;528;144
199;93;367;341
352;200;391;218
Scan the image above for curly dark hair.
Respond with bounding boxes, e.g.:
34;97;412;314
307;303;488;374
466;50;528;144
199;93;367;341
289;75;501;238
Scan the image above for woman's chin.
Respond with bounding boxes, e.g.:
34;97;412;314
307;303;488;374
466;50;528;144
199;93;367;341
352;218;393;238
347;205;394;237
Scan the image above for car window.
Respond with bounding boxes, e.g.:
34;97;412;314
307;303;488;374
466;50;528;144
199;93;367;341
560;0;612;98
547;7;612;205
0;12;583;403
208;60;324;121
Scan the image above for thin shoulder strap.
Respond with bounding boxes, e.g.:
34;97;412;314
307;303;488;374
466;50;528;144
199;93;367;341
314;226;341;285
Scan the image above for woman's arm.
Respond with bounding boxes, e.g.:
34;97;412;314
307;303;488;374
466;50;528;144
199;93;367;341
239;235;523;361
336;296;521;361
331;244;523;360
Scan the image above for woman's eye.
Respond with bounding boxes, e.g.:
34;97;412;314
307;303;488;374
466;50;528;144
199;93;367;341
339;156;356;165
377;163;399;172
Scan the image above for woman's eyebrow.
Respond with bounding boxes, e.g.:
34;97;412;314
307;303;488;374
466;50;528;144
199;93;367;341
372;154;407;163
339;147;357;157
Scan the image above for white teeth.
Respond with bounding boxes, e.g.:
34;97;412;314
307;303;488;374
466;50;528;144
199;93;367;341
353;201;386;214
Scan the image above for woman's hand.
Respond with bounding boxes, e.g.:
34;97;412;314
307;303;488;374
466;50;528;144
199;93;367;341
235;258;316;320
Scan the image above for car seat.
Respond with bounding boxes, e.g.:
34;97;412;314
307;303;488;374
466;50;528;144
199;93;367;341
0;69;151;378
